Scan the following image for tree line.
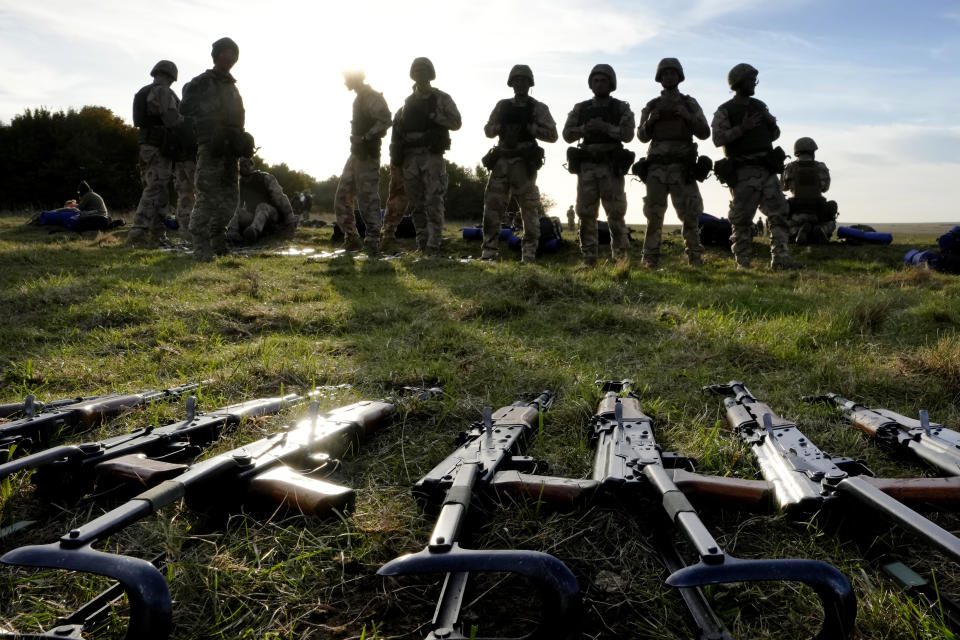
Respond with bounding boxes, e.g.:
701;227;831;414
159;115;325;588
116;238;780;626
0;106;495;220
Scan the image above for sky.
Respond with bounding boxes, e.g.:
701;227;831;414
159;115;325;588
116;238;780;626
1;0;958;224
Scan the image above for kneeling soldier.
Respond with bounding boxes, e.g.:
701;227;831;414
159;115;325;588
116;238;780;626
783;137;837;244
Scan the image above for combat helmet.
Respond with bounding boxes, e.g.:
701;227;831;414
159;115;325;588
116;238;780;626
588;64;617;91
150;60;178;81
410;57;436;81
727;63;758;89
794;137;818;154
507;64;534;87
655;58;684;82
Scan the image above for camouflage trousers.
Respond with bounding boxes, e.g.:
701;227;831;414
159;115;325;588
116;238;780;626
403;149;447;253
334;153;382;248
128;145;173;244
227;203;281;242
642;165;704;263
576;161;629;261
481;156;541;261
787;212;836;244
382;165;408;237
727;166;790;266
189;144;239;260
174;159;196;242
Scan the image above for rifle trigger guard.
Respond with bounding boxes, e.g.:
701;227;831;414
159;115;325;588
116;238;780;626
1;543;171;640
666;555;856;640
378;544;579;640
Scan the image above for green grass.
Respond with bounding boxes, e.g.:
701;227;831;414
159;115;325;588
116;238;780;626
0;212;958;639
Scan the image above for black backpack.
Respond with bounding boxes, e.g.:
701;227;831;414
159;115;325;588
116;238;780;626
698;213;732;247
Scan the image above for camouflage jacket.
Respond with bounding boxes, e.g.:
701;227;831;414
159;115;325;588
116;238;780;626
711;97;780;158
637;89;709;157
783;159;830;196
78;191;108;215
483;96;558;146
181;69;245;143
562;97;635;147
240;171;294;222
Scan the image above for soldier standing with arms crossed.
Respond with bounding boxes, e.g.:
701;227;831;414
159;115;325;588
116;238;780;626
479;65;558;263
392;57;461;256
562;64;635;266
335;70;392;254
182;37;252;262
711;63;801;270
127;60;181;248
636;58;710;268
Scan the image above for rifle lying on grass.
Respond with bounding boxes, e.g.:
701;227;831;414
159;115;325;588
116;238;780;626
804;393;960;476
0;381;205;457
378;391;582;640
0;394;102;420
0;393;411;640
706;381;960;564
0;391;306;502
494;380;856;640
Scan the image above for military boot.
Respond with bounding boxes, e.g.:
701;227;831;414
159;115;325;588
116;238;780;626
363;239;380;257
380;236;401;254
771;254;805;270
687;254;703;267
344;233;364;252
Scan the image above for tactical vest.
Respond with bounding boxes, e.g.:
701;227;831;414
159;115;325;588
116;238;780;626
720;98;773;158
793;160;822;199
402;91;450;153
498;100;536;148
240;172;271;212
182;71;245;143
133;84;166;146
646;96;693;142
351;90;383;158
576;98;623;145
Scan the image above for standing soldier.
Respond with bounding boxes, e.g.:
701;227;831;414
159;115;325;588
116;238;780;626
711;63;801;269
636;58;710;268
335;70;392;254
479;65;557;263
562;64;635;266
392;57;462;255
127;60;181;248
782;137;837;244
181;37;252;262
566;205;575;231
380;164;408;253
226;157;296;243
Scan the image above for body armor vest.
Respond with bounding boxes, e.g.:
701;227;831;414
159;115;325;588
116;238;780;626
498;100;536;148
647;96;693;142
133;84;166;146
793;161;822;199
402;91;450;153
240;172;271;211
577;98;623;145
183;71;245;143
720;98;773;158
351;91;382;158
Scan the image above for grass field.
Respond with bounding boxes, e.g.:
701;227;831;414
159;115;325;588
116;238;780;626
0;211;958;640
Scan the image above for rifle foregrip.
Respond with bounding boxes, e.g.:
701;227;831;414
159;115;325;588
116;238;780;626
669;469;775;511
95;454;188;489
246;465;355;516
491;471;599;507
859;475;960;509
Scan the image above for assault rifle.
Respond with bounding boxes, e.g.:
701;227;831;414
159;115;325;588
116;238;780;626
0;391;308;500
0;381;206;457
0;394;101;419
491;381;856;640
378;391;581;640
706;381;960;564
0;394;405;640
804;393;960;476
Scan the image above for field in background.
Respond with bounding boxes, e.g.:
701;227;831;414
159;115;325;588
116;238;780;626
0;211;958;640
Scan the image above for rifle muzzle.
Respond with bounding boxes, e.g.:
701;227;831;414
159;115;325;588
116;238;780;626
667;555;856;640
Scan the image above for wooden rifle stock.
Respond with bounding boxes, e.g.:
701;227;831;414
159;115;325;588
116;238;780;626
668;469;775;511
858;475;960;508
247;465;355;516
491;470;599;507
95;454;188;488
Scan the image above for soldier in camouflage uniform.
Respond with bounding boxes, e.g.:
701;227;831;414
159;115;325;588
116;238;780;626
335;70;392;254
380;164;408;253
562;64;635;265
173;125;198;243
226;158;296;243
392;57;462;255
181;37;252;262
480;65;558;263
77;181;108;214
783;137;837;244
711;63;802;269
127;60;181;247
566;205;575;231
637;58;710;267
